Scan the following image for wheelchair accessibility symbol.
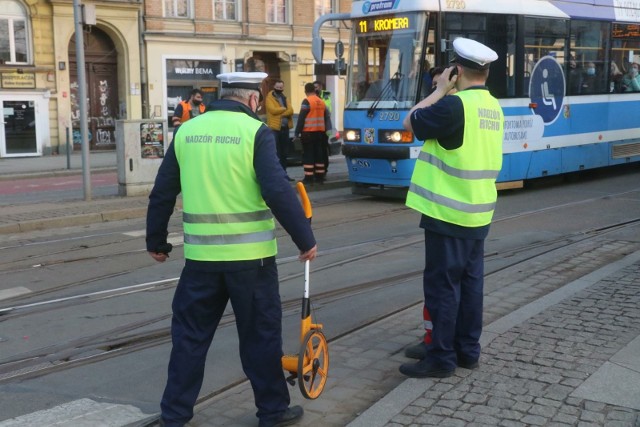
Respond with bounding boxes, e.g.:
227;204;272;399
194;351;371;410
529;56;565;125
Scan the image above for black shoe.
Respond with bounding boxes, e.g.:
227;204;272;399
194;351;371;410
259;406;304;427
404;341;427;360
301;177;314;185
399;360;454;378
457;358;479;370
286;176;295;182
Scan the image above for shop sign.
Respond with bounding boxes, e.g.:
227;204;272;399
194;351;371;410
1;72;36;89
166;60;220;80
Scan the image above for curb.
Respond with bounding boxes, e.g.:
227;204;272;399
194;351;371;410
0;207;148;235
0;167;117;182
0;179;351;235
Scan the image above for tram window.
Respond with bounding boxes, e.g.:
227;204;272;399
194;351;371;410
611;24;640;93
524;18;568;96
443;13;515;98
570;20;609;94
444;13;486;32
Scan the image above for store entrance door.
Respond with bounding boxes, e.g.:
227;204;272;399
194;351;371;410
1;99;37;156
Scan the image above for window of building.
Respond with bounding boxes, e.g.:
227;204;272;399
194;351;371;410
214;0;237;21
164;0;190;18
0;0;29;64
315;0;333;20
267;0;287;24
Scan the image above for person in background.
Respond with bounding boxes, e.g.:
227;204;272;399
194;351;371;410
579;61;602;94
622;62;640;92
313;80;332;173
147;71;317;427
265;79;295;181
172;89;205;130
610;61;624;93
567;55;582;95
400;38;504;378
295;82;332;185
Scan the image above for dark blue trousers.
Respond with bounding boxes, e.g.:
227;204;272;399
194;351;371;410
273;127;290;172
160;263;290;426
423;230;484;370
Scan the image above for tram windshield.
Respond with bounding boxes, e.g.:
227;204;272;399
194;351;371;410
347;11;429;110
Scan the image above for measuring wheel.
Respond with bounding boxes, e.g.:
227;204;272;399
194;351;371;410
297;329;329;399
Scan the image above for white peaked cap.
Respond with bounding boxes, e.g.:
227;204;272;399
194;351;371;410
216;72;268;90
451;38;498;70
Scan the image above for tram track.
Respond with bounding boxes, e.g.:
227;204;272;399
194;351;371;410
2;185;634;306
1;216;638;387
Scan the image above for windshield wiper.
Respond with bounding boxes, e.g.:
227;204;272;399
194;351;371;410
367;54;403;118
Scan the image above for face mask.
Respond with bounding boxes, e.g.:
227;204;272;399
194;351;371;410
632;68;639;76
586;67;595;76
274;89;283;94
192;100;202;106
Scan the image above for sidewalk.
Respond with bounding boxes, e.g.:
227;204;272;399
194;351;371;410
0;151;350;234
348;250;640;427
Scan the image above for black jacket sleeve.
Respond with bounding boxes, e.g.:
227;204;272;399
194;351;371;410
253;125;316;252
146;142;181;252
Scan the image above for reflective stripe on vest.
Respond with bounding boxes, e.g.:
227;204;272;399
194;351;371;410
406;89;503;227
303;94;326;132
174;111;277;261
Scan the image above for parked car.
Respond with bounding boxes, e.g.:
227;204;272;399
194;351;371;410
286;114;342;166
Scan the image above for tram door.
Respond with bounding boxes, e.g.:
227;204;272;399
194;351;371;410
1;99;37;156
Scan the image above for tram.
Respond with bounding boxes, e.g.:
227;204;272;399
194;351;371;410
313;0;640;195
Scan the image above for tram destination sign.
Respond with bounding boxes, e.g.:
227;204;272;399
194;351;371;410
612;23;640;39
355;14;414;35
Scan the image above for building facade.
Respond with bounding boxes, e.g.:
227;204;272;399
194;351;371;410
0;0;349;158
0;0;142;157
143;0;349;135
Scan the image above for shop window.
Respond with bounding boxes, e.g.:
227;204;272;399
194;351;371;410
164;0;190;18
267;0;287;24
0;0;29;64
214;0;237;21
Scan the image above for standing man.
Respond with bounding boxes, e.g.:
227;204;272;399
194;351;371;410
313;80;332;172
265;79;295;181
147;71;317;427
294;82;331;184
172;88;205;129
400;38;504;378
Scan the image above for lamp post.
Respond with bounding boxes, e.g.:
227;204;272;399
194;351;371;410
73;0;91;200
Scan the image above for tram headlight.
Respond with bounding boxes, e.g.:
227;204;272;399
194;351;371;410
344;129;361;142
380;129;413;143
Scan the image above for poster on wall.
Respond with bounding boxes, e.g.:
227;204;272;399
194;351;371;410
140;122;165;158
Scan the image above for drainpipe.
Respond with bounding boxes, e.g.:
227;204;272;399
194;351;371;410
138;9;148;118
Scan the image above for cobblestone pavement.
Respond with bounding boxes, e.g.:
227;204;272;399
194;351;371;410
132;240;640;427
380;259;640;427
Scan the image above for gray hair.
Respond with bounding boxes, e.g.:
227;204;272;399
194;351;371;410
220;87;259;100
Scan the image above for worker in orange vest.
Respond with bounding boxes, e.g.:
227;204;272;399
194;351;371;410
172;89;205;130
294;82;332;185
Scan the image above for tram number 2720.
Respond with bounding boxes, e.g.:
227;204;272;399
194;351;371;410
446;0;466;10
378;111;400;121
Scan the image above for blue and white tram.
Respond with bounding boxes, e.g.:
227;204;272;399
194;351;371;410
313;0;640;194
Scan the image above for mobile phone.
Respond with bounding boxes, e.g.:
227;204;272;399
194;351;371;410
449;66;458;80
